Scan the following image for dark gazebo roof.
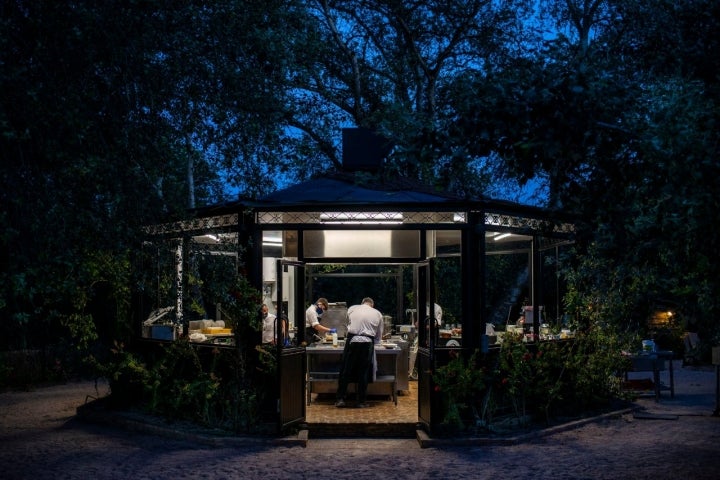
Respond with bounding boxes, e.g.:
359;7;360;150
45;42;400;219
189;170;568;223
257;172;463;206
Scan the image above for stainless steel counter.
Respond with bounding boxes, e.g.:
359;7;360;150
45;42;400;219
306;344;401;405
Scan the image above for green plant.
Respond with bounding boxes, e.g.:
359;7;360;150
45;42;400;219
146;340;211;419
496;336;539;423
432;349;486;430
215;275;263;336
95;340;151;408
255;344;277;376
562;325;629;412
490;321;629;428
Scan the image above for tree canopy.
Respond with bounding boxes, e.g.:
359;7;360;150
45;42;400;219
1;0;718;357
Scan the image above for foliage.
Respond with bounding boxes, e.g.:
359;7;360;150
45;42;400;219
255;344;278;377
222;275;264;341
93;339;270;433
432;349;485;429
430;321;631;435
496;334;559;423
562;326;631;413
145;340;210;419
0;0;298;357
2;1;719;414
90;341;152;409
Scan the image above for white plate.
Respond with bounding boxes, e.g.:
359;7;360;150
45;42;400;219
381;343;398;349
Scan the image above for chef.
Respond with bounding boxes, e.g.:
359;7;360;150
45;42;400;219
335;297;383;408
261;304;277;344
305;297;331;343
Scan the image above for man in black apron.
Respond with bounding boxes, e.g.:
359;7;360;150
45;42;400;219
335;297;383;408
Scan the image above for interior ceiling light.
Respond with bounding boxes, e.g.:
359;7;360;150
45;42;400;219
319;212;403;224
494;233;512;241
262;238;283;245
262;233;283;246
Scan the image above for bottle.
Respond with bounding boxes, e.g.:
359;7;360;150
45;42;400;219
331;328;338;348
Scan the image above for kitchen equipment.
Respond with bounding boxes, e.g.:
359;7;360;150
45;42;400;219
321;302;348;338
382;315;393;335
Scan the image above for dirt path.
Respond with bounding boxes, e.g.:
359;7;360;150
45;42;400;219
1;362;718;479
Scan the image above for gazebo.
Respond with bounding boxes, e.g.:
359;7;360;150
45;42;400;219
140;129;575;434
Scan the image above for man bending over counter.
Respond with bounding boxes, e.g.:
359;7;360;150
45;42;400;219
335;297;383;408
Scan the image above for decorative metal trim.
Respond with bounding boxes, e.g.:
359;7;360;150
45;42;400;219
484;212;575;234
256;211;466;225
144;213;239;236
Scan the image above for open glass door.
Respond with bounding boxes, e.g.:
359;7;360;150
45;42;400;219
276;259;306;431
416;258;439;428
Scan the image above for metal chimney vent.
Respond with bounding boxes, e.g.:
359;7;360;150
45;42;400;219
341;128;393;172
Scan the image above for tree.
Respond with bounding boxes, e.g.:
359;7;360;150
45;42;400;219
282;0;529;194
0;1;303;356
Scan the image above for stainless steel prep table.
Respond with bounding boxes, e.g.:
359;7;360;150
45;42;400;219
306;344;400;405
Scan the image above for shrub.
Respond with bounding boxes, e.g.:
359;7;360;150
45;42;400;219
432;349;486;430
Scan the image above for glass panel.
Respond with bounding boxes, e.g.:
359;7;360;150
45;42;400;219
434;256;461;330
538;238;571;334
139;238;183;332
186;233;239;322
484;232;533;335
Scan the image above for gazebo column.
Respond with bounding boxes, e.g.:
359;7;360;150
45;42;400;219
531;235;542;340
461;211;483;351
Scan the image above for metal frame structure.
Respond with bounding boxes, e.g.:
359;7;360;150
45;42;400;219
141;175;575;434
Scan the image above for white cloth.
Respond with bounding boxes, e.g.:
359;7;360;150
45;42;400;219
261;313;278;343
346;303;383;382
305;304;321;329
346;303;383;343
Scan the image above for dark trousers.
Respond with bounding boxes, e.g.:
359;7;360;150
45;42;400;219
336;341;374;403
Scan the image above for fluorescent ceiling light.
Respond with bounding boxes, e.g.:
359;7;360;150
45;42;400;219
262;235;283;246
319;212;403;224
494;233;512;241
262;231;283;246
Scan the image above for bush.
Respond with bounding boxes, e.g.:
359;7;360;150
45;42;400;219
91;338;271;434
430;323;631;436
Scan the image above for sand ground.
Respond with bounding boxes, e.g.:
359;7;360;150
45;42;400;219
1;360;719;479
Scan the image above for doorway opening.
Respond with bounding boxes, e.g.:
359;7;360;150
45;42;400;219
259;224;468;433
302;263;422;432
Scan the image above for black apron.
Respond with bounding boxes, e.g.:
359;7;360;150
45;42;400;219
338;333;375;383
